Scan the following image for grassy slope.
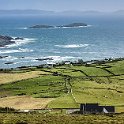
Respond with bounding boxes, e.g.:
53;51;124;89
0;70;50;84
0;60;124;112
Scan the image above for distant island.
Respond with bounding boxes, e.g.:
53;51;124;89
29;25;54;29
29;23;88;29
57;23;87;28
0;35;23;47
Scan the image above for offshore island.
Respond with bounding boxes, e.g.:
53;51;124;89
29;22;88;28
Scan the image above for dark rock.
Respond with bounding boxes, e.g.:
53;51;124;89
4;62;14;65
0;35;24;47
0;35;15;47
29;25;54;29
0;56;8;59
35;58;53;61
0;35;13;41
15;37;23;40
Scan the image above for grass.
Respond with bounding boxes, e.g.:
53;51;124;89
0;113;124;124
0;71;50;84
103;60;124;75
71;79;124;105
0;75;66;98
48;93;79;108
0;60;124;112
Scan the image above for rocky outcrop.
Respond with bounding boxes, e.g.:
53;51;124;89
0;35;23;47
0;35;14;47
29;25;54;29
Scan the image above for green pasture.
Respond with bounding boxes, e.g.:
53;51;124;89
0;60;124;112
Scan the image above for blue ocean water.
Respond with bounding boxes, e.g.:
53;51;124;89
0;15;124;68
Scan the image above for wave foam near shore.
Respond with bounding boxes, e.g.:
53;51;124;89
0;48;33;54
55;44;89;48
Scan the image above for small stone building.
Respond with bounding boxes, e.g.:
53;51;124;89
80;103;115;114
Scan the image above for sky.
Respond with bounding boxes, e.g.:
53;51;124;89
0;0;124;12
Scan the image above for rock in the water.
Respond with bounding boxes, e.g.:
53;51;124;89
0;35;13;41
0;56;8;59
35;58;53;61
4;62;14;65
14;37;23;40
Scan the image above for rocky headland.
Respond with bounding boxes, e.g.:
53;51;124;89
0;35;23;47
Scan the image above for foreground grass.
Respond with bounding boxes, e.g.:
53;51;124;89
0;113;124;124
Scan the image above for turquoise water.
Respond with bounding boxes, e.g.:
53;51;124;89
0;16;124;68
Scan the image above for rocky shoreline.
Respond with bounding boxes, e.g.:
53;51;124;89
0;57;123;70
0;35;23;47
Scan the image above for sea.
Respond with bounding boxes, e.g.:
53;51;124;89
0;15;124;69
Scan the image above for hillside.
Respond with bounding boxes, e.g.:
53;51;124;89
0;59;124;113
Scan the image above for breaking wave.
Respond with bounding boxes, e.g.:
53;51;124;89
55;44;89;48
0;48;33;54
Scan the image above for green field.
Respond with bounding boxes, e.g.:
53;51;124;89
0;59;124;113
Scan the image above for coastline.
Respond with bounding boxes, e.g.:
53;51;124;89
0;57;124;70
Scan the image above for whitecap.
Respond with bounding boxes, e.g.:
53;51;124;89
46;56;80;61
70;51;97;54
45;56;81;64
0;48;33;54
55;44;89;48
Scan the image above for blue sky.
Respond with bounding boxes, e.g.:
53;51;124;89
0;0;123;12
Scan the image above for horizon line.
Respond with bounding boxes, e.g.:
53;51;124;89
0;9;123;13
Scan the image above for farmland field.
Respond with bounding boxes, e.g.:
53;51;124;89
0;59;124;113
